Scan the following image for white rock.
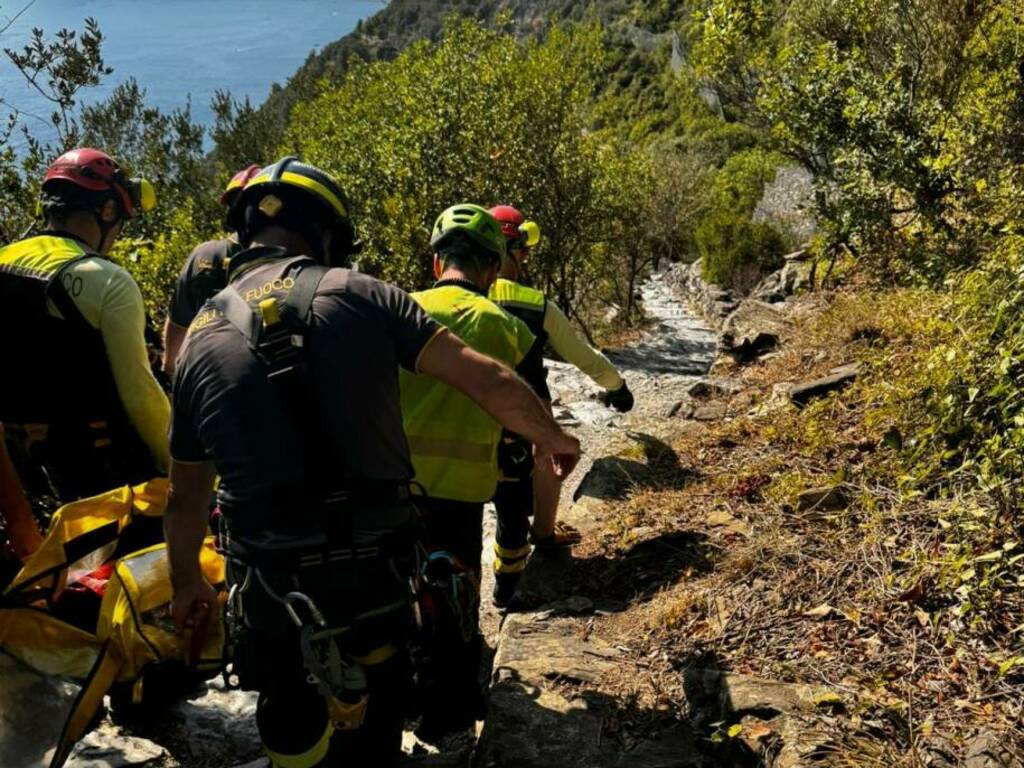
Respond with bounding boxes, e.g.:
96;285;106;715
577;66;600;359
67;731;165;768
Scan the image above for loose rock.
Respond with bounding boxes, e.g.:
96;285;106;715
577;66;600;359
686;378;743;399
720;300;790;363
67;732;165;768
965;731;1019;768
788;364;859;407
796;485;849;513
693;404;727;421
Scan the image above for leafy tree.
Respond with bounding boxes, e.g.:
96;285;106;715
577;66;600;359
209;90;279;182
0;17;113;242
686;146;787;290
3;17;111;149
689;0;1022;281
80;79;214;239
286;17;651;328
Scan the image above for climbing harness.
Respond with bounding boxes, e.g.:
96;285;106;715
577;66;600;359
254;568;370;731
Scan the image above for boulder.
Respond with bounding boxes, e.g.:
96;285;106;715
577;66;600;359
493;612;618;686
169;681;260;763
719;300;790;362
480;612;620;768
683;669;838;722
0;651;79;768
721;331;779;363
611;726;709;767
788;364;859;407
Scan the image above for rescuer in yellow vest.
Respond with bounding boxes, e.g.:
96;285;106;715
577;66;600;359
399;203;553;741
487;204;634;608
0;148;166;503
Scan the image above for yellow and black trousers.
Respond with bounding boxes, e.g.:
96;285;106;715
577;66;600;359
227;507;420;768
492;432;534;591
412;496;485;742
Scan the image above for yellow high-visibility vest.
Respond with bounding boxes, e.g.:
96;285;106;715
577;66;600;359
400;282;535;503
489;277;549;350
0;233;89;277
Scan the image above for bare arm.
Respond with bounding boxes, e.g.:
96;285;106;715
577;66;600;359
162;316;188;376
164;459;218;631
418;330;580;477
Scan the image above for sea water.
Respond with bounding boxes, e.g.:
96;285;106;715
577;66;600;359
0;0;382;147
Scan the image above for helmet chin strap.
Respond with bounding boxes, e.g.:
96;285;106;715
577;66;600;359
91;199;123;254
92;212;116;254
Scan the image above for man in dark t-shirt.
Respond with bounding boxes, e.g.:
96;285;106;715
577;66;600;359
171;251;439;556
164;158;580;767
161;164;259;375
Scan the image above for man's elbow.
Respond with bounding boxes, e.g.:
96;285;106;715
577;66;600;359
458;352;517;406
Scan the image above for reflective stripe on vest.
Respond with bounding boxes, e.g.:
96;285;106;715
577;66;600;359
489;277;547;344
400;285;535;503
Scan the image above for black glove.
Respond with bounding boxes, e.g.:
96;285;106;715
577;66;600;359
599;381;634;413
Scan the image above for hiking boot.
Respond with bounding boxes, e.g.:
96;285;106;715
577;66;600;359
492;572;520;609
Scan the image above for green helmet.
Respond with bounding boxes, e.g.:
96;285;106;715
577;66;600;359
430;204;506;262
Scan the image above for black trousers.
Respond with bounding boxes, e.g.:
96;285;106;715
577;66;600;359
413;498;485;737
492;478;532;580
228;514;418;767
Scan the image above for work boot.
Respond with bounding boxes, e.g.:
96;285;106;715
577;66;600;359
492;572;520;609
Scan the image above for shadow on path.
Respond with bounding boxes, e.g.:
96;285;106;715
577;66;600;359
480;664;762;768
573;432;702;503
512;528;716;615
606;329;717;378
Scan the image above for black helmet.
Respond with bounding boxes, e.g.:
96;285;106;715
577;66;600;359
230;156;360;262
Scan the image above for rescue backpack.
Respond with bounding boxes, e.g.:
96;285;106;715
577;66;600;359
0;478;226;768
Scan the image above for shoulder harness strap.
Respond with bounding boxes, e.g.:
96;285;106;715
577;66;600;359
211;263;329;357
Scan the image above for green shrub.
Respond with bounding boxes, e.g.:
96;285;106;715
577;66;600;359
696;211;785;290
285;17;659;327
111;199;212;321
691;147;786;290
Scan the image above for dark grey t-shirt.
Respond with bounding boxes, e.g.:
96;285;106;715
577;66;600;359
170;247;440;549
168;238;239;328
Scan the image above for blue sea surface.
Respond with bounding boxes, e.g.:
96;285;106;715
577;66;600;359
0;0;382;145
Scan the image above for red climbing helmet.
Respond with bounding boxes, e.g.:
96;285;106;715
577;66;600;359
489;204;541;250
489;204;526;240
220;164;262;206
42;148;155;218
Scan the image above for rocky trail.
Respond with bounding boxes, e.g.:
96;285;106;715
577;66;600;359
474;274;735;768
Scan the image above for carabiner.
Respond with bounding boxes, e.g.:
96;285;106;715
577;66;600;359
283;591;327;628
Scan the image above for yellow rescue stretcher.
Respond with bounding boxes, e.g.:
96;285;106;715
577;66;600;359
0;478;225;768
